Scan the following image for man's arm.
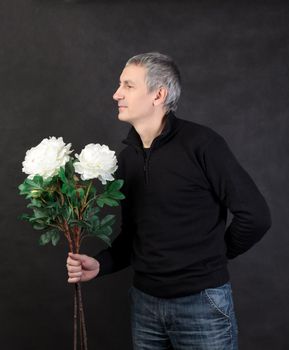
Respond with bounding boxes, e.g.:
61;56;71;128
94;149;134;277
94;199;134;277
203;134;272;259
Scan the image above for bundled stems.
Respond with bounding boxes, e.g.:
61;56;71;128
65;222;88;350
74;287;78;350
77;283;88;350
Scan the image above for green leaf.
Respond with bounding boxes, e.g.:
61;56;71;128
39;230;60;246
29;190;43;199
77;188;85;200
96;225;113;236
58;205;73;222
103;198;119;207
51;231;60;246
43;188;56;201
107;179;124;192
33;208;48;219
61;184;77;206
70;220;92;230
96;234;111;247
109;191;125;200
19;175;48;199
43;176;56;187
39;232;51;245
68;186;76;196
83;206;100;223
59;167;67;183
18;213;31;221
100;214;115;227
65;160;75;180
61;183;69;194
85;206;100;217
97;197;119;207
27;199;43;208
33;223;47;230
18;183;26;193
27;176;45;190
32;175;42;182
91;215;100;226
96;198;105;208
89;186;96;195
45;202;59;210
25;178;39;187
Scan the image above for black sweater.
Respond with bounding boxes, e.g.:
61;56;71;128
95;112;271;298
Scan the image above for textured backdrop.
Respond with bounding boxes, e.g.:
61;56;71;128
0;1;288;349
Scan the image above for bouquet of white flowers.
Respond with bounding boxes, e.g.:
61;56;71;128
19;136;125;350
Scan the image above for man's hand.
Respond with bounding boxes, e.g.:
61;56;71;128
66;252;100;283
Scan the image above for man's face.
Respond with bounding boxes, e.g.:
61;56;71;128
113;64;156;124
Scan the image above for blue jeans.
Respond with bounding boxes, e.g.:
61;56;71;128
128;281;238;350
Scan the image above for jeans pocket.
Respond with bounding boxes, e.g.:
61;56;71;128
202;282;233;319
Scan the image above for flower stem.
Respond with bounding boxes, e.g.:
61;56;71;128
82;193;101;210
74;285;78;350
64;223;78;350
77;283;88;350
76;283;84;350
65;222;88;349
83;181;92;208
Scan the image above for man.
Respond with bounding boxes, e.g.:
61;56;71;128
66;52;272;349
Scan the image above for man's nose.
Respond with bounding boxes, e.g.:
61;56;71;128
113;87;124;101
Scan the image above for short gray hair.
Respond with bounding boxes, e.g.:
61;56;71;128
125;52;181;113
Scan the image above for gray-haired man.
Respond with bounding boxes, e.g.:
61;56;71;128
66;52;271;349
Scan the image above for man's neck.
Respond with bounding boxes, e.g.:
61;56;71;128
132;112;167;148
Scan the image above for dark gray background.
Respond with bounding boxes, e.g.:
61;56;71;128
0;0;288;349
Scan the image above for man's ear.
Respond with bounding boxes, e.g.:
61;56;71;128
153;87;168;106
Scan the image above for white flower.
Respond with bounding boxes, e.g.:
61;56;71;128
74;144;118;184
22;137;72;179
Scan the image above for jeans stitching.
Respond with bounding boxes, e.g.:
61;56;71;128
203;289;231;319
203;288;235;347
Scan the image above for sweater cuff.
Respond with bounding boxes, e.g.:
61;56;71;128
94;249;114;277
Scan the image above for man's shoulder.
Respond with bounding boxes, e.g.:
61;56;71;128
116;145;136;170
177;117;224;147
117;144;134;159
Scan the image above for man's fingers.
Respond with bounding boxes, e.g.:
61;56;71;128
68;276;81;283
66;258;81;267
66;253;97;284
66;264;82;273
68;271;82;278
68;252;86;261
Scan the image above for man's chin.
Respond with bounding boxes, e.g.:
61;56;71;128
117;112;130;122
117;112;125;120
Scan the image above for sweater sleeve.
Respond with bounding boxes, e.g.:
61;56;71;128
203;134;272;259
93;150;134;277
94;199;133;277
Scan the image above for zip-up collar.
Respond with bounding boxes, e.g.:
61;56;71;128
121;111;183;152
